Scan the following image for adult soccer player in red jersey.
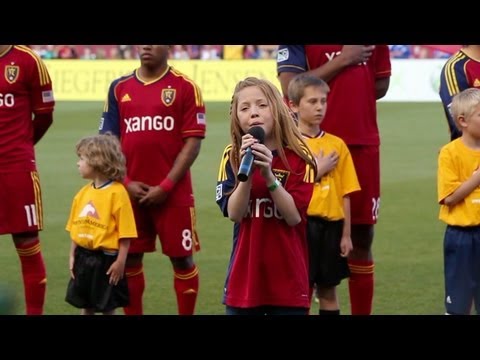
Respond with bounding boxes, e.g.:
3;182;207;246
277;45;391;315
0;45;55;315
100;45;206;315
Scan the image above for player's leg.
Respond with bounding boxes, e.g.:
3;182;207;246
13;233;47;315
3;171;47;315
123;202;155;315
348;224;374;315
444;226;474;315
318;287;340;315
156;206;200;315
347;146;378;315
170;255;199;315
317;219;349;315
123;253;145;315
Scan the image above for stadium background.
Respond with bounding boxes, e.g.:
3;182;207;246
0;48;452;314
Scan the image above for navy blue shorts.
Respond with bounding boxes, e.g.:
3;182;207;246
444;225;480;314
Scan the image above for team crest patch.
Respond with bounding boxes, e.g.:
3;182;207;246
5;65;19;84
272;169;289;187
162;88;176;106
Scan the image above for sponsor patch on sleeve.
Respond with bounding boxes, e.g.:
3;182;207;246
277;48;289;62
42;90;54;103
215;184;223;201
197;112;206;125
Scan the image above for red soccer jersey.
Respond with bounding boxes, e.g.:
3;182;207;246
100;66;206;207
277;45;391;145
0;45;55;172
220;148;314;308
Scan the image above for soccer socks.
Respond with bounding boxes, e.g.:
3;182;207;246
124;264;145;315
15;239;47;315
348;259;374;315
174;265;199;315
124;264;198;315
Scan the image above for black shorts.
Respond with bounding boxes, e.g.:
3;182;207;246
307;216;350;288
65;246;129;313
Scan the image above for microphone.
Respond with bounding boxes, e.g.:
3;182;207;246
237;126;265;182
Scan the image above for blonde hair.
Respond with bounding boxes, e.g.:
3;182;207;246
76;133;126;181
451;88;480;127
287;74;330;106
228;77;316;185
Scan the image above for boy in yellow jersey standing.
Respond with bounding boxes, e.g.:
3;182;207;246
438;88;480;315
288;74;360;315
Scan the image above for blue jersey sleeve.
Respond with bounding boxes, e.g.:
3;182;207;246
216;144;236;217
439;55;469;140
99;80;120;136
276;45;307;75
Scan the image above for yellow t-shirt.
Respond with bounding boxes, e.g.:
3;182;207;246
438;138;480;226
305;132;360;220
66;181;137;251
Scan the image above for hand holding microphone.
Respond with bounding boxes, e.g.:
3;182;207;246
237;126;265;182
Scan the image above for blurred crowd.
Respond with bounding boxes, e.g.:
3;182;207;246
29;45;277;60
29;45;451;60
388;45;452;59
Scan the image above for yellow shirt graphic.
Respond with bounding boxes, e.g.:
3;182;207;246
66;181;137;251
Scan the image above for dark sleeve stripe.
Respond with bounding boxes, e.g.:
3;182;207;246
277;64;306;73
103;97;108;113
218;144;232;182
445;52;466;96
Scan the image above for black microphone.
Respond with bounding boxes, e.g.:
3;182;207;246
237;126;265;182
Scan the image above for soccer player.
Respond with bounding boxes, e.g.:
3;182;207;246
66;134;137;315
437;88;480;314
439;45;480;141
277;45;391;315
216;77;316;315
0;45;55;315
100;45;206;315
288;74;360;315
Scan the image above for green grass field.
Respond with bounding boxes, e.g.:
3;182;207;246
0;101;448;314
